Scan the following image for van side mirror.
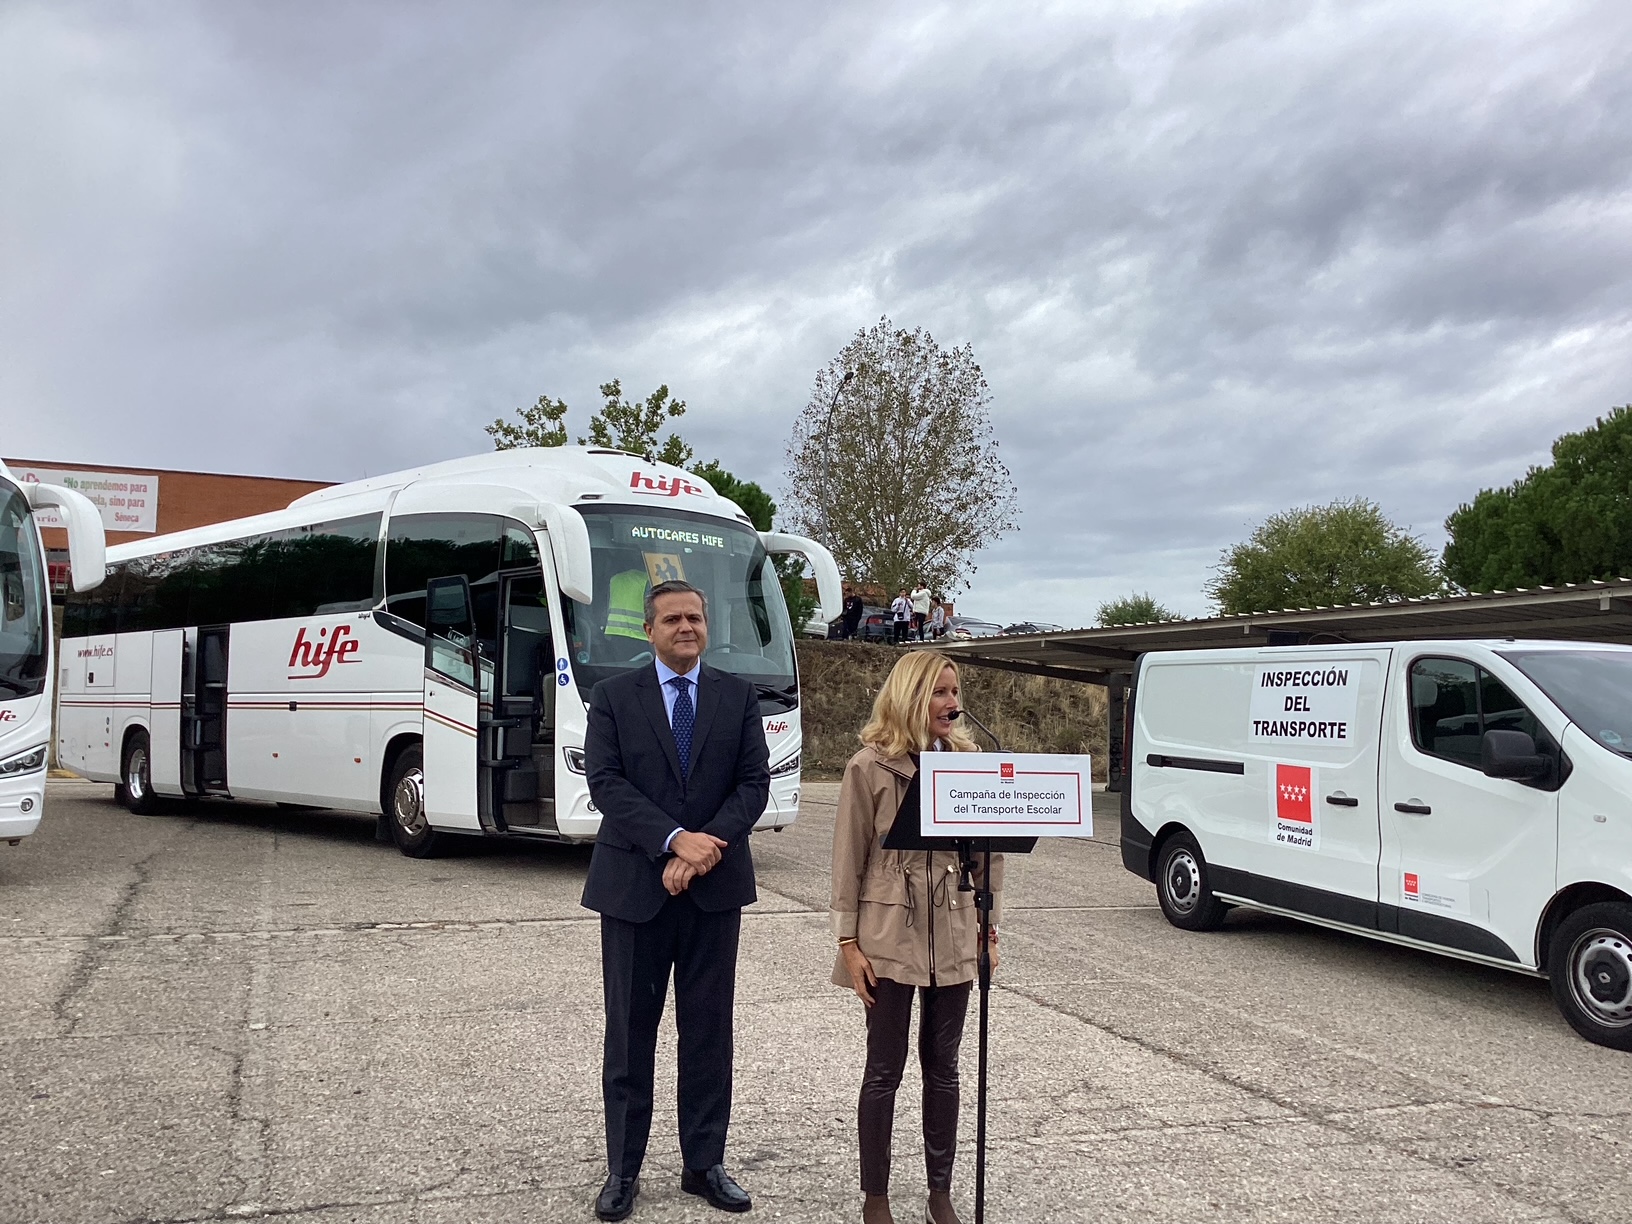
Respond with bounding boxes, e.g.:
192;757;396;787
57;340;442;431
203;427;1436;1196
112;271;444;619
1481;729;1550;782
425;575;474;634
24;482;106;593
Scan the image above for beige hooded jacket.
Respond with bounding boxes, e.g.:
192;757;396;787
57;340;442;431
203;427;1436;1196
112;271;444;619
829;744;1004;989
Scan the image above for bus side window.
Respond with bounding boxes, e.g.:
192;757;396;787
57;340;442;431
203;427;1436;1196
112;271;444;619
383;513;502;631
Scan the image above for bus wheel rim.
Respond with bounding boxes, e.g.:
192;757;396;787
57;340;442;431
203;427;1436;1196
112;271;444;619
128;748;148;802
1165;848;1200;914
394;767;426;836
1570;928;1632;1027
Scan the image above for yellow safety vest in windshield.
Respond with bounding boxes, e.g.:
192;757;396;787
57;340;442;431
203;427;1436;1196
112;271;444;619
605;569;650;640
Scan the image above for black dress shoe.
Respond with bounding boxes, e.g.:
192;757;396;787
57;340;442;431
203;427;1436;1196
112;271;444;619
680;1164;752;1212
595;1173;639;1221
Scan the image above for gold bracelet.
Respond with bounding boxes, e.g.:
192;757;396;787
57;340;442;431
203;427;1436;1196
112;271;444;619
838;937;858;947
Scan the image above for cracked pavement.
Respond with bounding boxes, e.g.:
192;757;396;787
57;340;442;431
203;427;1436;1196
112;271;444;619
3;780;1629;1223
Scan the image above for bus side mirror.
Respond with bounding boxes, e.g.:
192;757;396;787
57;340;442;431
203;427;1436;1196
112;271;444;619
425;575;474;634
1481;729;1550;782
759;531;842;621
24;482;106;593
538;503;593;605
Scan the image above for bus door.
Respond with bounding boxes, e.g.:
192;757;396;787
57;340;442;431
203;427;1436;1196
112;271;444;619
149;629;184;794
494;573;557;831
181;626;230;795
421;576;482;831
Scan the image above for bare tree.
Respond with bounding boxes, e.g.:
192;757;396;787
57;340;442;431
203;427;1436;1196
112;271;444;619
784;317;1018;594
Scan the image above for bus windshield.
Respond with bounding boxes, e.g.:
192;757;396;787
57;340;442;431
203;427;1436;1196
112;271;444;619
0;480;49;699
563;505;798;713
1500;649;1632;757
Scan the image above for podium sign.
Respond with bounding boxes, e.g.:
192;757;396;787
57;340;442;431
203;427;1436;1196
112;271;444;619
920;752;1092;839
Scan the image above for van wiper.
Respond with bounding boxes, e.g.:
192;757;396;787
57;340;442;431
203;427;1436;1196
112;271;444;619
0;674;33;696
755;681;798;704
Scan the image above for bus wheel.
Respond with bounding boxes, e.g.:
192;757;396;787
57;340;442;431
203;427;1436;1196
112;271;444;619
1155;831;1227;932
386;746;441;858
121;732;159;816
1549;902;1632;1050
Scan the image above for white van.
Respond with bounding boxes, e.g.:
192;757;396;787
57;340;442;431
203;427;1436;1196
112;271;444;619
1121;640;1632;1050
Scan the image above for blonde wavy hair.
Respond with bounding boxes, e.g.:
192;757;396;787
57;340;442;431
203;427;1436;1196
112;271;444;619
860;650;978;758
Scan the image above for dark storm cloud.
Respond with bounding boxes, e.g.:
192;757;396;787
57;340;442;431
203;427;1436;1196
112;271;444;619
6;1;1632;623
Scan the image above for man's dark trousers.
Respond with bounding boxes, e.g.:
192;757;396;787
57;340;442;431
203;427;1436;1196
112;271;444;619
581;663;770;1180
602;893;740;1175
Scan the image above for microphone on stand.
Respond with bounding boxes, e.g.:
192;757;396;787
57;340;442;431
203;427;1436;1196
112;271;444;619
948;708;1003;752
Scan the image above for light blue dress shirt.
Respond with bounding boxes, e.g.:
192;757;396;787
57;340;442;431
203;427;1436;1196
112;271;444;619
654;657;701;852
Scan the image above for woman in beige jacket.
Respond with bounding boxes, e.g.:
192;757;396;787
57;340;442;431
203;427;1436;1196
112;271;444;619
830;650;1003;1224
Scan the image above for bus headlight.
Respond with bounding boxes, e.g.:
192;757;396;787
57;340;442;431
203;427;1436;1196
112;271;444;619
0;744;48;776
563;746;586;775
769;751;801;779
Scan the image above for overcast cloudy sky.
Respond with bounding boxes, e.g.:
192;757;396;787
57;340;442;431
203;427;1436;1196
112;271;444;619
6;1;1632;625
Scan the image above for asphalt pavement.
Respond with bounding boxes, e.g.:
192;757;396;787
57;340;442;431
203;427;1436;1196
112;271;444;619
3;780;1629;1224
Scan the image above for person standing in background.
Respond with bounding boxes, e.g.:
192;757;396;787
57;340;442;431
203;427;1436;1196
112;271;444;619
909;580;931;642
890;589;912;645
840;587;865;641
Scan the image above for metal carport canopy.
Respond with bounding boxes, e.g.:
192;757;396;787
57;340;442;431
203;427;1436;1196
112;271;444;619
936;577;1632;686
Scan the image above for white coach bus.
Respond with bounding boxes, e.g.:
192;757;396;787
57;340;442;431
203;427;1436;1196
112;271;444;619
55;448;839;857
0;459;104;844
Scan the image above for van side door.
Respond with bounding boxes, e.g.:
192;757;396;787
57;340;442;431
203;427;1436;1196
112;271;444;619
1136;649;1389;922
1379;654;1560;967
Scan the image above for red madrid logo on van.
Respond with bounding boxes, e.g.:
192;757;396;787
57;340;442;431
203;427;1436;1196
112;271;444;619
1000;762;1015;781
1404;872;1419;896
1275;764;1312;823
288;624;360;680
629;471;705;498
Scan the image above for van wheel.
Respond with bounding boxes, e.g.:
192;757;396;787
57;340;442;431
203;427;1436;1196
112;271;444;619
1155;832;1227;932
1549;902;1632;1050
385;746;442;859
121;732;159;816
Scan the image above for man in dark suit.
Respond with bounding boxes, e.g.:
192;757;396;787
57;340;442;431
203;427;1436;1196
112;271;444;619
582;578;770;1220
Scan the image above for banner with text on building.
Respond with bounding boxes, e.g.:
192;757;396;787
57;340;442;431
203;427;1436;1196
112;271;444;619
14;466;159;533
921;752;1092;839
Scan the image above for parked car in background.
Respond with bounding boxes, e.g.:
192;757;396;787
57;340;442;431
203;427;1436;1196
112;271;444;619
947;615;1004;640
1000;621;1065;636
828;605;894;643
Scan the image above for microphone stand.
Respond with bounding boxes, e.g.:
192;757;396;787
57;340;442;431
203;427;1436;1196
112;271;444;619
950;709;1001;1224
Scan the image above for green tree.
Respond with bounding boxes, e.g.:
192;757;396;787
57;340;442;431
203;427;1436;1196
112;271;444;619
783;316;1018;594
1208;498;1441;615
582;379;693;467
1097;592;1179;626
690;460;818;630
1444;406;1632;591
485;380;692;467
486;394;568;450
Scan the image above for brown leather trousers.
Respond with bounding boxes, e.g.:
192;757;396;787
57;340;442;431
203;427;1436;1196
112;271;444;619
858;977;972;1193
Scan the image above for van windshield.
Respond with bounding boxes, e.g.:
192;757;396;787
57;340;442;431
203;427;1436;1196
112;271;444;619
1499;650;1632;756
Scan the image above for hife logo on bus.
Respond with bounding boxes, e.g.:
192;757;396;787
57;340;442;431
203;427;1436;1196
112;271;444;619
288;624;360;680
629;471;704;498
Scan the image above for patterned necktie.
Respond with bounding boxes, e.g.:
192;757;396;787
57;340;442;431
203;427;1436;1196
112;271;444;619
669;676;694;777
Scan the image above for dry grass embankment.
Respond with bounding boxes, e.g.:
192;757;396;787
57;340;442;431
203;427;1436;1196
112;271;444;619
796;640;1107;780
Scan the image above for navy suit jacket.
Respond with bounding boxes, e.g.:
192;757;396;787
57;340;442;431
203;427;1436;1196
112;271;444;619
580;662;770;924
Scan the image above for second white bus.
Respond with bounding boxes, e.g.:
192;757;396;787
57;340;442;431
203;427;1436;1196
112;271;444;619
55;447;839;856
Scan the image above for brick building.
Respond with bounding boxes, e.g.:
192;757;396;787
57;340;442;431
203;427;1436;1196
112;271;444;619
8;458;331;589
